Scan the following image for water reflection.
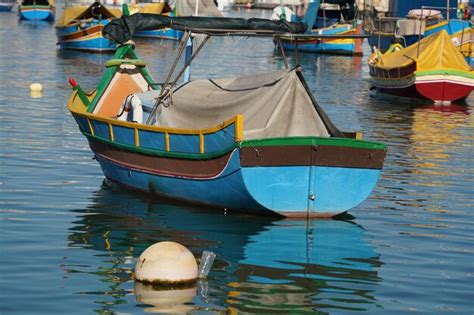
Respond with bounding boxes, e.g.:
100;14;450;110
67;184;382;313
410;104;470;170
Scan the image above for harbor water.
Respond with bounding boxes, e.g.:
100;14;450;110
1;5;473;314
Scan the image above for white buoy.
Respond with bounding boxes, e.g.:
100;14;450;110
135;241;198;284
29;83;43;92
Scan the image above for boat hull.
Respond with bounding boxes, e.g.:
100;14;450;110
19;5;54;21
415;74;474;103
370;68;474;103
281;24;363;55
56;22;116;52
0;3;13;11
134;28;183;41
86;136;385;218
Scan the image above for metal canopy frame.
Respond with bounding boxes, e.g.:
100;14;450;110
143;28;369;125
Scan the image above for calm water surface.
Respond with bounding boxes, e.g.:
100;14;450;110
1;5;473;314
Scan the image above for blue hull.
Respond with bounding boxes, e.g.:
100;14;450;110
134;28;183;40
0;3;13;11
56;21;116;52
281;24;361;55
96;149;382;217
57;37;116;52
282;41;356;54
19;7;54;21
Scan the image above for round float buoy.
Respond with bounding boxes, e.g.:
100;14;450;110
135;241;198;284
29;83;43;92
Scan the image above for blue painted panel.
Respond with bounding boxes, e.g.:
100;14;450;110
74;116;90;134
241;165;381;214
204;126;236;153
134;29;183;40
283;40;355;54
139;130;166;151
241;166;311;211
113;125;135;146
311;166;381;211
91;120;110;141
20;9;54;21
169;134;200;154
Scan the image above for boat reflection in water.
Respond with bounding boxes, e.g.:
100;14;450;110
67;184;382;313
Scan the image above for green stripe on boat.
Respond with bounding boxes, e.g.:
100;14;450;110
416;69;474;79
242;137;387;150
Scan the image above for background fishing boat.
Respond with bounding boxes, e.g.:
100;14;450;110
132;0;223;40
55;1;121;52
66;16;386;218
276;0;364;55
369;30;474;104
360;0;471;65
0;0;15;11
19;0;55;21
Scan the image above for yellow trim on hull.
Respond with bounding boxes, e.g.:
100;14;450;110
68;90;245;138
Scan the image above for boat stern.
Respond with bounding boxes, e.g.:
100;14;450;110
239;137;386;218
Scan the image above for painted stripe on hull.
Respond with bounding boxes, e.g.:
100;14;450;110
96;154;271;214
89;138;235;179
240;145;385;169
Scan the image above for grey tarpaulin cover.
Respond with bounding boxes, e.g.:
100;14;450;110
150;68;342;139
103;15;308;44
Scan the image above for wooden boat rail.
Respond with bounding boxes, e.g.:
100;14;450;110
70;90;244;158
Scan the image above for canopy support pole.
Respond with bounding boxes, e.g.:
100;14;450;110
295;37;299;65
146;31;192;124
169;35;211;89
146;33;211;125
275;36;289;69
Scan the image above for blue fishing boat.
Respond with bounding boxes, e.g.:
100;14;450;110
278;1;363;55
132;0;223;41
362;0;471;64
0;0;14;12
130;2;182;40
66;16;386;218
18;0;55;21
55;1;120;52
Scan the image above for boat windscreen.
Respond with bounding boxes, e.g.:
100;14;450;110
103;14;308;44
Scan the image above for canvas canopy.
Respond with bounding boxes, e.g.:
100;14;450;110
152;69;340;139
56;2;121;27
103;15;308;44
373;30;470;71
